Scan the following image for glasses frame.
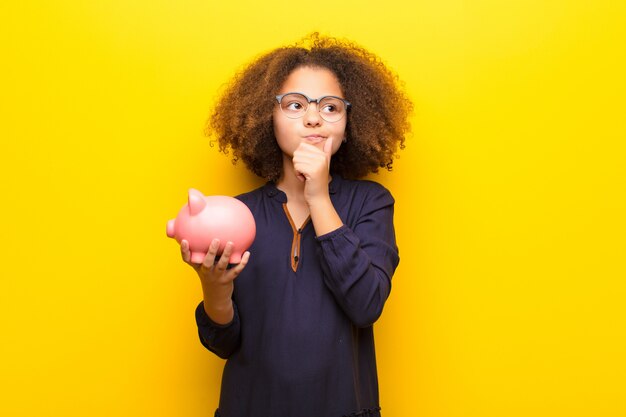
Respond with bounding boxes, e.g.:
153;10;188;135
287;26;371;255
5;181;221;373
275;92;351;123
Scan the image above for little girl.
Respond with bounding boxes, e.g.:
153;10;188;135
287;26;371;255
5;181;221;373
179;33;412;417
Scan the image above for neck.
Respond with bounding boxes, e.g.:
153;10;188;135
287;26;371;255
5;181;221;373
276;155;306;201
275;155;333;202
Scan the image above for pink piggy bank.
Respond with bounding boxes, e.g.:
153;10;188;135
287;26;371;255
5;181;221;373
166;189;256;264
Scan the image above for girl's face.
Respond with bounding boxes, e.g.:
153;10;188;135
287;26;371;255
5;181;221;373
273;66;346;160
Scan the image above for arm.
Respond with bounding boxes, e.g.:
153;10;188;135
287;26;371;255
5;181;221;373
195;300;241;359
181;239;249;359
292;139;399;327
316;186;399;328
294;138;343;237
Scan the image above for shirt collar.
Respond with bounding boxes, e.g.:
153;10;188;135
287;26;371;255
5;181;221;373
264;173;342;202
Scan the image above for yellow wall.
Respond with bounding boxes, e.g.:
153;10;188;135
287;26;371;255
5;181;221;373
1;1;625;416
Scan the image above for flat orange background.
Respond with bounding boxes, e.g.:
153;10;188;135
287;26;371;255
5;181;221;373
1;1;625;416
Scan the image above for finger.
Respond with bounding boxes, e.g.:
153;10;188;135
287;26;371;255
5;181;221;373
296;142;325;156
201;238;220;269
293;160;309;181
229;251;250;278
294;146;328;163
294;156;326;179
180;240;191;263
323;137;333;159
293;159;308;181
297;141;320;151
215;241;234;272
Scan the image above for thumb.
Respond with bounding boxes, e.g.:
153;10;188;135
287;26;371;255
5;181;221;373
323;137;333;161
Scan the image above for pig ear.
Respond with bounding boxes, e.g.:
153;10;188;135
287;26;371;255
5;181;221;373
188;188;206;215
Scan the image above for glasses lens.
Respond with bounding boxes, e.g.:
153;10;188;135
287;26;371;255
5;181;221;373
280;93;308;118
278;94;348;122
318;97;346;122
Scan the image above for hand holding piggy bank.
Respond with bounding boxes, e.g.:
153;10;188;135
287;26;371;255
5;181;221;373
166;189;256;264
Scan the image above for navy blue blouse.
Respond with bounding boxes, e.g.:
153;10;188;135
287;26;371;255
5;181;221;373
195;174;399;417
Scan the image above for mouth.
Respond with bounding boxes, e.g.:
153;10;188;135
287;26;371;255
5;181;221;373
303;135;327;144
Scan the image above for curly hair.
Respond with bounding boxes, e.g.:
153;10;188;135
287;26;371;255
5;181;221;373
206;33;413;182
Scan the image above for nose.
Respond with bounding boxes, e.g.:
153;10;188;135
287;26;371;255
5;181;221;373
302;103;322;126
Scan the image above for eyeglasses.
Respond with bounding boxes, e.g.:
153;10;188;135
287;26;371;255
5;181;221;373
275;92;351;123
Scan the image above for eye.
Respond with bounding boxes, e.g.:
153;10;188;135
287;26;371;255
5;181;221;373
319;97;343;114
321;103;338;113
281;94;308;113
286;101;304;111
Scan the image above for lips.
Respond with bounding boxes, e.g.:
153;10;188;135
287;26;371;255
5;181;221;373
303;135;326;144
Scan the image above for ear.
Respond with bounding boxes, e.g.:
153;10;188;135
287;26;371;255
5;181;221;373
188;188;206;215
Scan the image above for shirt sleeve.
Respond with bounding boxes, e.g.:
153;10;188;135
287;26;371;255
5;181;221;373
316;185;399;328
195;300;241;359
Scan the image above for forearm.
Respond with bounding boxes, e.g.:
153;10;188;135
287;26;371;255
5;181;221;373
308;196;343;237
318;226;395;327
201;282;234;325
195;301;241;359
316;186;399;327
